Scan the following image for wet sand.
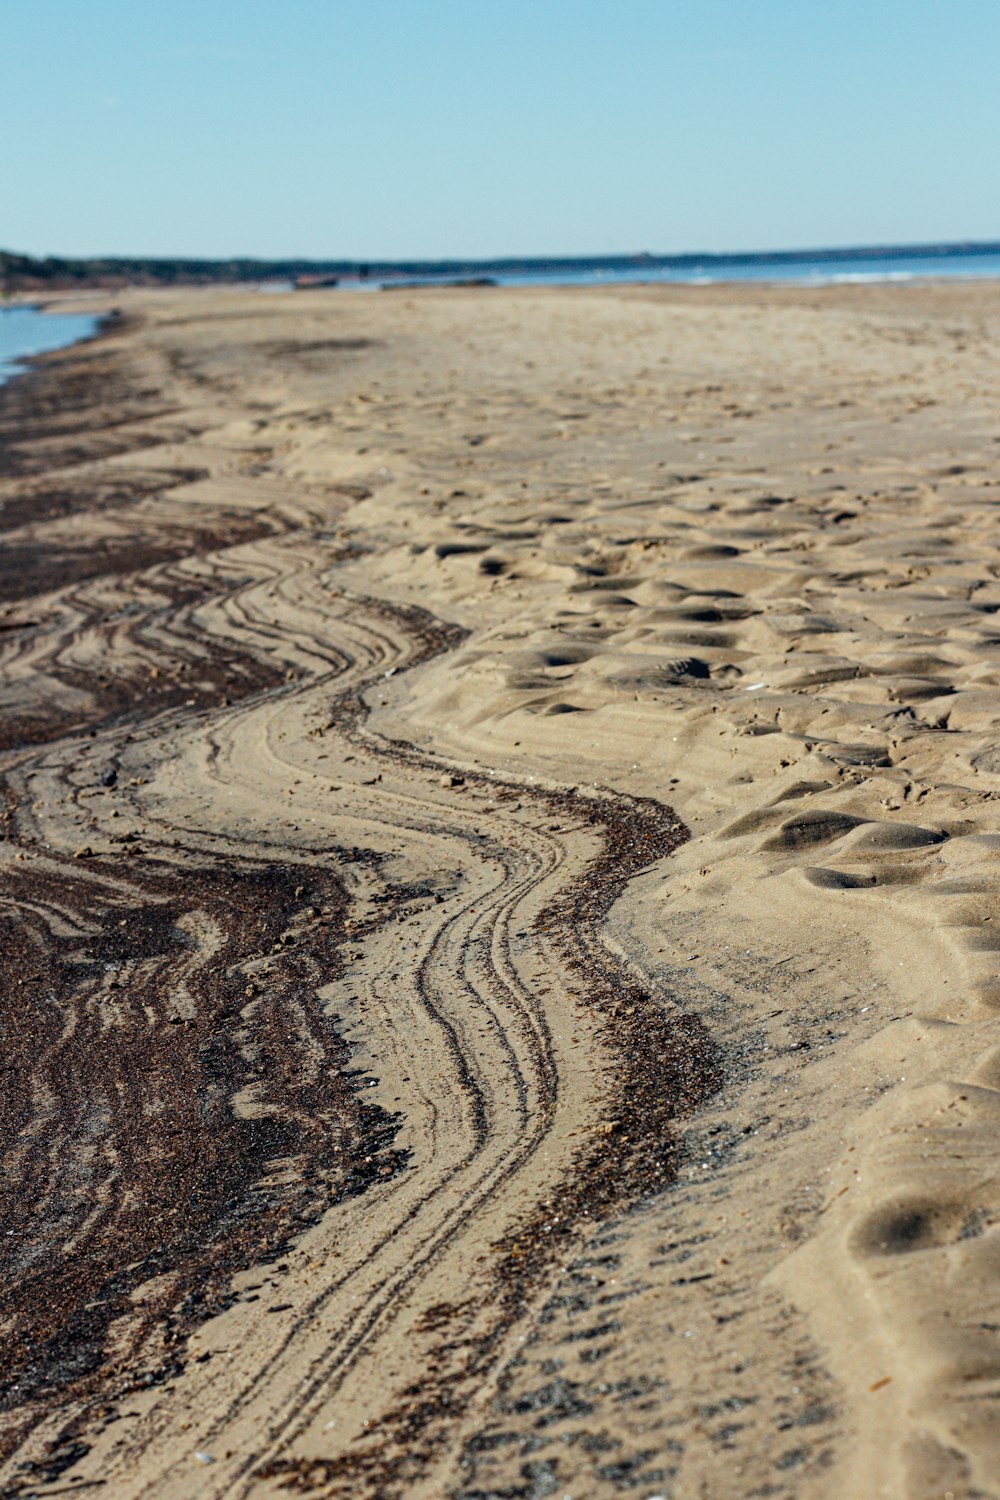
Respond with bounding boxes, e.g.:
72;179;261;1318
3;281;1000;1497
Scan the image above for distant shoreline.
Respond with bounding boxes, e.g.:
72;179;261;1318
3;238;1000;293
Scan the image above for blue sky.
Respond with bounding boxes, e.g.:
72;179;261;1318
5;0;998;260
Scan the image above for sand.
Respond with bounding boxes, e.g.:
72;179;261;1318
2;279;1000;1497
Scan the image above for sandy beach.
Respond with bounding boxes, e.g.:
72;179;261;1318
3;279;1000;1498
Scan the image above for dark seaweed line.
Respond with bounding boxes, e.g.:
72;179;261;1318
147;610;571;1496
21;538;562;1492
246;594;722;1498
0;342;406;1487
0;851;392;1489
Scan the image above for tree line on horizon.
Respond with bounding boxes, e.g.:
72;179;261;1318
0;250;356;292
4;242;999;295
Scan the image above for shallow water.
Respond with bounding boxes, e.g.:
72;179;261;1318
0;304;100;386
493;249;1000;289
342;247;1000;293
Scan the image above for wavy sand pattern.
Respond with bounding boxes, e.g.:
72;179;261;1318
2;282;1000;1497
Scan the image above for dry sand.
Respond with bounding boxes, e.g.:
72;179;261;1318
2;279;1000;1498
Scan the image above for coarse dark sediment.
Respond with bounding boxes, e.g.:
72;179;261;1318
0;294;723;1499
0;334;410;1488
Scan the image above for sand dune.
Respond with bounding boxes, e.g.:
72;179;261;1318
2;280;1000;1496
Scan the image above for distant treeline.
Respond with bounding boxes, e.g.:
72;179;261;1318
4;242;1000;292
0;251;347;290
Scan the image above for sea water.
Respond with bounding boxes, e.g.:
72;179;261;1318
0;304;100;386
346;246;1000;292
492;248;1000;289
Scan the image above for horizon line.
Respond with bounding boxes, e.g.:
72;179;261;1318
5;237;1000;271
